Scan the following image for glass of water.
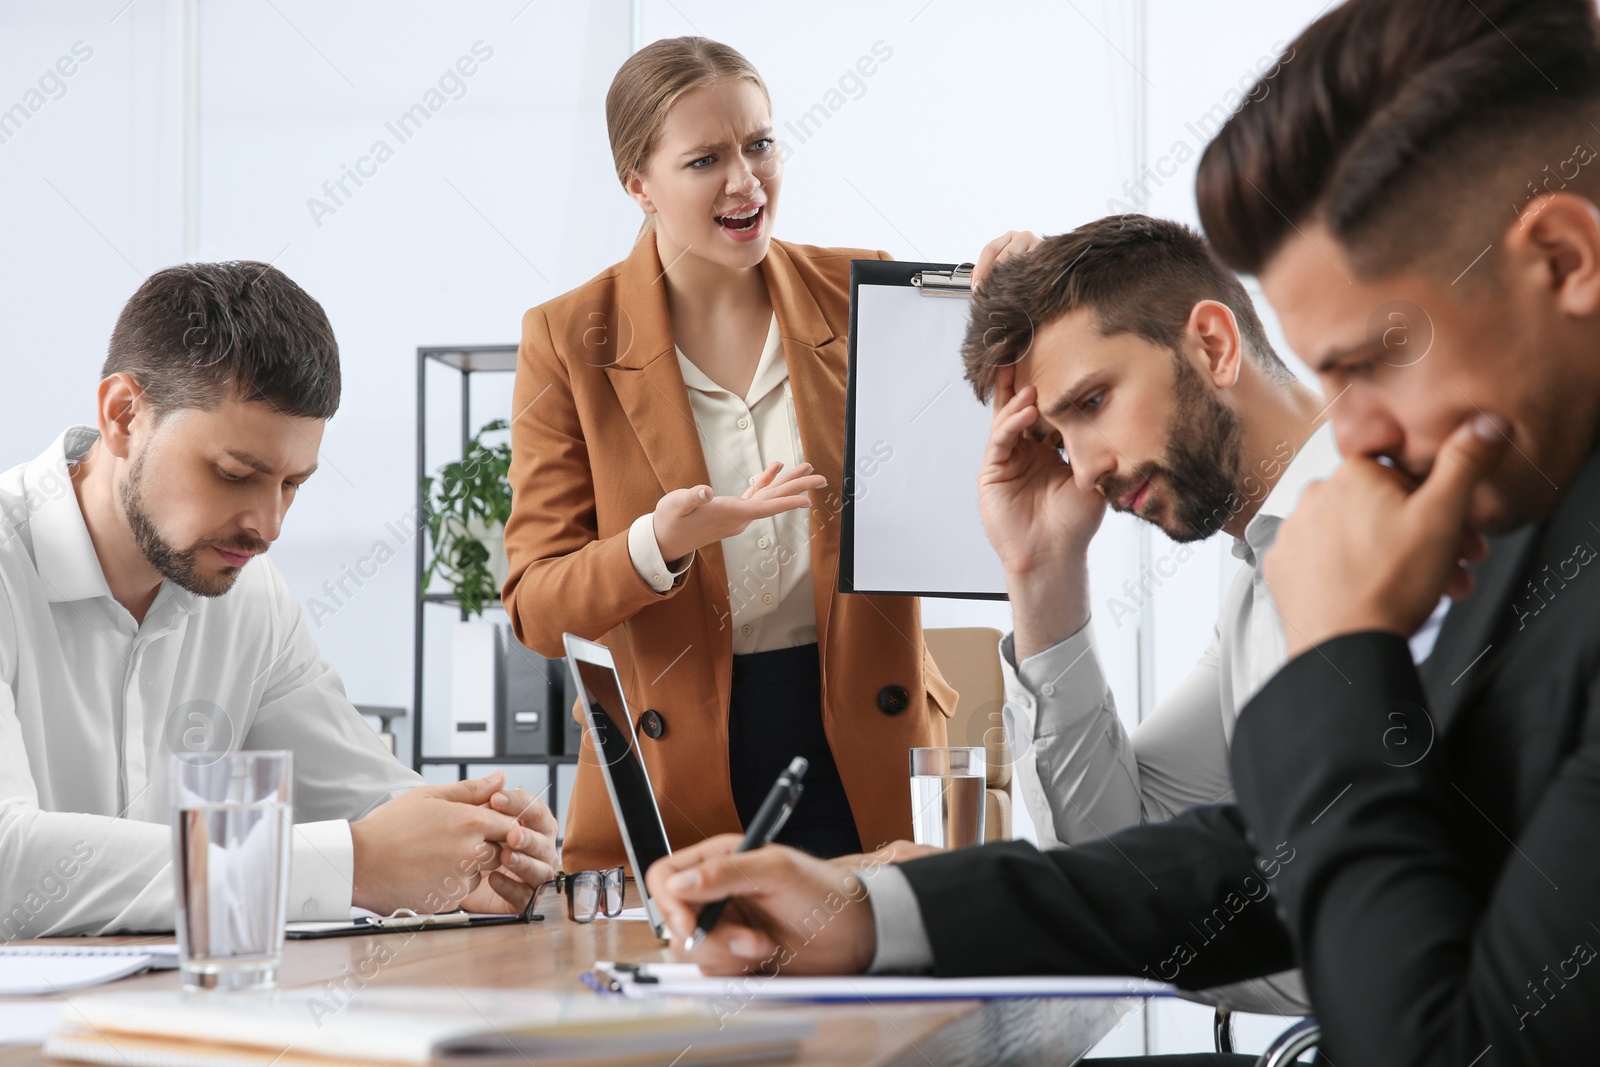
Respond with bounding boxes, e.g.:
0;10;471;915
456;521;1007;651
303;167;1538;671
170;751;293;991
909;746;986;849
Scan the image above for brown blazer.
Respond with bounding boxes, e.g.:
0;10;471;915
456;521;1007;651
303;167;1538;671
503;235;955;872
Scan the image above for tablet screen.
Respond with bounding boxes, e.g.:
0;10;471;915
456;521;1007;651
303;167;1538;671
572;657;672;881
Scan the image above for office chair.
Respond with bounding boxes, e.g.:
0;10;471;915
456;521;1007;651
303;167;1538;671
1252;1017;1320;1065
922;627;1013;840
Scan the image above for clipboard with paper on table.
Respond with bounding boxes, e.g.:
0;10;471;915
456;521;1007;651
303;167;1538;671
840;259;1009;600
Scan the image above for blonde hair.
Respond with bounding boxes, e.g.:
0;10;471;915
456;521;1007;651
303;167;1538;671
605;37;771;242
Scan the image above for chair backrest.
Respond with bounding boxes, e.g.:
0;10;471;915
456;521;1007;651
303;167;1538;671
923;627;1012;841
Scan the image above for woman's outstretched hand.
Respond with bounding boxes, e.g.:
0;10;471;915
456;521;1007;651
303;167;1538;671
652;461;825;563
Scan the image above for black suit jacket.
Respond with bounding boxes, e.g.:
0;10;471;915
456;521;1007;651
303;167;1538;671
897;448;1600;1066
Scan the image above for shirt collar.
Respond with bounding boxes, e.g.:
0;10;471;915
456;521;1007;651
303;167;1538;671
27;426;200;616
1234;421;1342;564
676;314;786;405
27;427;113;604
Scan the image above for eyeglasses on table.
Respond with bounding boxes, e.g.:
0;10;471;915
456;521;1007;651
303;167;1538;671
520;866;626;922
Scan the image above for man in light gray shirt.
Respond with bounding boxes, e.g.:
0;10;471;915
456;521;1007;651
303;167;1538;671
951;215;1342;1012
966;221;1441;859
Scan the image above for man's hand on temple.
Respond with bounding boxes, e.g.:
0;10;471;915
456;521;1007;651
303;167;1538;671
645;835;879;977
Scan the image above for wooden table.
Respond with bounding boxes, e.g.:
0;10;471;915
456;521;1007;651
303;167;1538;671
0;887;1133;1066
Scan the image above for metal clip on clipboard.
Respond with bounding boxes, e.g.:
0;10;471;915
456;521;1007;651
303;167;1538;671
910;262;975;296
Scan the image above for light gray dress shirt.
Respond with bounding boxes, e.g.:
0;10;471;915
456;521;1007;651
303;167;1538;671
0;428;423;937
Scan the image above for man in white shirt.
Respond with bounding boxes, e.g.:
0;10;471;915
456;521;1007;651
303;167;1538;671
0;261;558;938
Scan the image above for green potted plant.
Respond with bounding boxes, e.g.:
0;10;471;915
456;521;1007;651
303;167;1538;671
422;418;513;617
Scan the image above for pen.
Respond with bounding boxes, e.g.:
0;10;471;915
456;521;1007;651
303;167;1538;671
684;755;808;952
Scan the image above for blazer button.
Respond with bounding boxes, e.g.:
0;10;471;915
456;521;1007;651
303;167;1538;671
639;709;665;739
876;685;910;715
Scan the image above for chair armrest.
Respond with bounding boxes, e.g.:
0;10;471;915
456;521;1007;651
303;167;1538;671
1255;1017;1320;1067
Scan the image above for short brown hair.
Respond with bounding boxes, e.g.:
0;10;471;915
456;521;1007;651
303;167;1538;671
962;214;1286;403
103;262;340;421
1196;0;1600;280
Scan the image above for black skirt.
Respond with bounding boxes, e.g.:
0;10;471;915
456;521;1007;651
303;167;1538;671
727;642;862;858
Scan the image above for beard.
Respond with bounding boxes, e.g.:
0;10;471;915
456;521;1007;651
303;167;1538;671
1101;353;1246;543
120;452;266;597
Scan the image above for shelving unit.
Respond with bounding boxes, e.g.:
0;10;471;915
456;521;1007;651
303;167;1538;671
412;345;578;824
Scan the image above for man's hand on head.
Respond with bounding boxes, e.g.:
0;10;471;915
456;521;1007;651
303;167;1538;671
644;835;878;977
1265;414;1507;657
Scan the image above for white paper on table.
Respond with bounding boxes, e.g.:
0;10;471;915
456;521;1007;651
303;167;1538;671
0;957;154;997
0;1000;62;1044
595;962;1176;1001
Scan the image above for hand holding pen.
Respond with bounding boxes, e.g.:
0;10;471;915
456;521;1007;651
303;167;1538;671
684;756;808;951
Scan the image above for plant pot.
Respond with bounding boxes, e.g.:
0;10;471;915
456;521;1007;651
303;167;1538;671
465;517;510;594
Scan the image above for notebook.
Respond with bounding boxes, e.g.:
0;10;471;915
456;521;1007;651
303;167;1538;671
0;943;179;996
590;961;1177;1002
45;987;814;1067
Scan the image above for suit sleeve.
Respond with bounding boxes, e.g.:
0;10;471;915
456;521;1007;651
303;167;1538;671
895;804;1296;988
502;307;686;658
1231;631;1600;1066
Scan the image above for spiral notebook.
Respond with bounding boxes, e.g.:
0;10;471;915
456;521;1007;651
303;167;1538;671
0;943;179;996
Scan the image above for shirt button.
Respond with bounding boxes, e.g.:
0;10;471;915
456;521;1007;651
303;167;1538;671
763;594;774;604
741;624;753;636
652;573;664;584
757;537;769;549
747;474;758;486
737;416;749;430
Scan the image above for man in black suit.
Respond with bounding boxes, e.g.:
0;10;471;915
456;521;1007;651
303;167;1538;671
645;0;1600;1063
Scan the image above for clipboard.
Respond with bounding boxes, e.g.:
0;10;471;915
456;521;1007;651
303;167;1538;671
285;907;541;940
841;259;1008;599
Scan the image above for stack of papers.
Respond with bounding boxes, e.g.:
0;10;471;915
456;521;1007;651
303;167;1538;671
45;986;814;1067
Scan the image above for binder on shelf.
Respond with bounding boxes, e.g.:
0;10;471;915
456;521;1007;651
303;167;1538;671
841;258;1008;599
449;620;501;758
499;626;579;756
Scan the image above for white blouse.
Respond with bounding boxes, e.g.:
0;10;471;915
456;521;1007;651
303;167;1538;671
626;313;818;655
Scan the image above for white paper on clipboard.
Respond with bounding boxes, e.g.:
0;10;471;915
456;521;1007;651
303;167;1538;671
845;281;1007;598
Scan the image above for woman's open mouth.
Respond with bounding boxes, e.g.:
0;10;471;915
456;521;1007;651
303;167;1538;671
715;203;765;240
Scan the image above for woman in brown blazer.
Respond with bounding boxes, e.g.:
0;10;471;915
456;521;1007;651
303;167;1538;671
503;37;958;872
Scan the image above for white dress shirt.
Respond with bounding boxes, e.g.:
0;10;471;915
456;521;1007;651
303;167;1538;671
0;428;422;937
627;313;817;655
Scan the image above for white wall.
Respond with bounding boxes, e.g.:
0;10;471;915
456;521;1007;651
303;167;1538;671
0;0;1332;1054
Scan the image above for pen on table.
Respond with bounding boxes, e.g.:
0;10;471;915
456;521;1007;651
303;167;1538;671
684;755;808;952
